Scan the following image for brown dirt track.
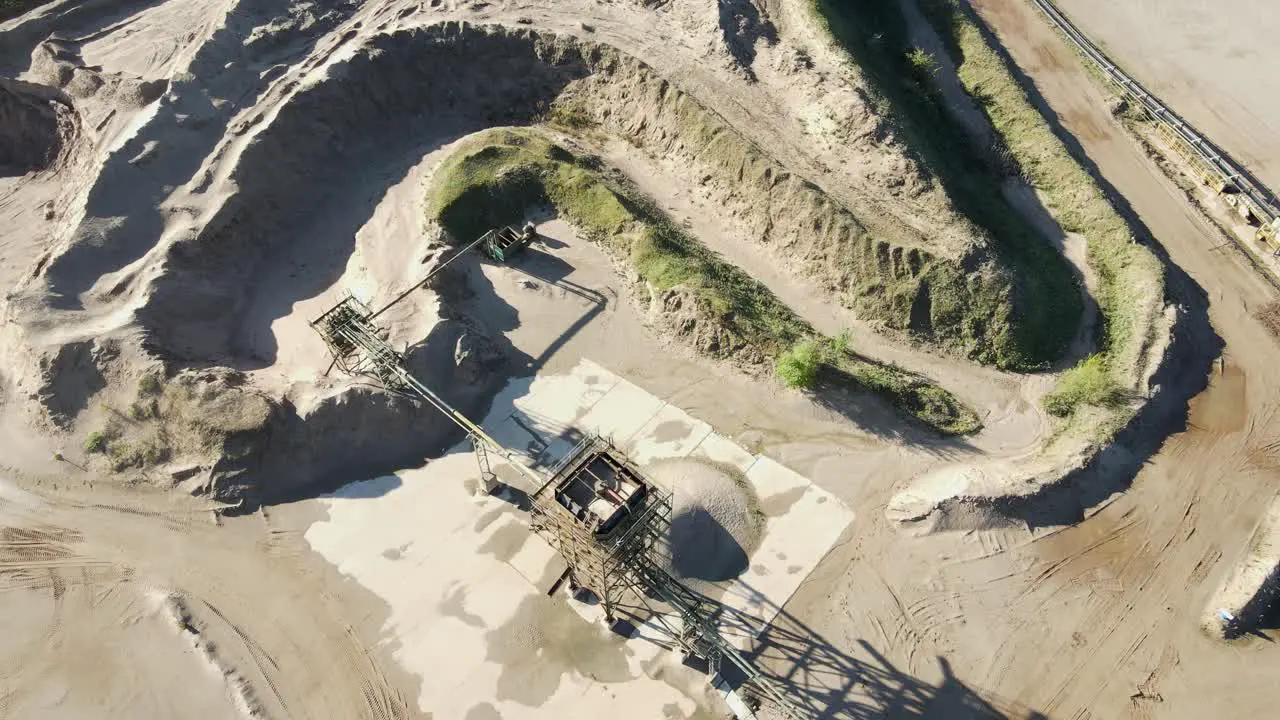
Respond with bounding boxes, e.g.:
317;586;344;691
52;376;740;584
2;0;1279;718
1056;0;1280;194
778;2;1280;717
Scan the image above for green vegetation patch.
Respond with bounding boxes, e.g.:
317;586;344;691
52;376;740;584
778;337;982;436
429;129;805;359
1042;354;1125;417
777;341;823;390
916;0;1165;430
429;128;979;435
83;430;108;454
809;0;1083;371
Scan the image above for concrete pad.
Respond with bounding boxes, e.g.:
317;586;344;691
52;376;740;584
626;404;714;473
722;458;854;632
745;455;811;499
485;362;621;467
507;532;566;593
306;367;719;718
575;378;666;444
691;432;759;474
309;457;712;718
305;359;853;718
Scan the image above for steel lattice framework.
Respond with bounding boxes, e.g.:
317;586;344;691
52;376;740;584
312;293;798;718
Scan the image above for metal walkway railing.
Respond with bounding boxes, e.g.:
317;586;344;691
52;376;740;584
1029;0;1280;234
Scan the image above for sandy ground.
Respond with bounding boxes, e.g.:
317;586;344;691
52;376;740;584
1055;0;1280;194
1;0;1279;718
774;3;1280;718
0;478;420;720
1204;493;1280;635
301;357;854;718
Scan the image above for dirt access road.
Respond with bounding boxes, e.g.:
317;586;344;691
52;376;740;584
1056;0;1280;194
0;478;418;719
3;1;1278;717
782;1;1280;717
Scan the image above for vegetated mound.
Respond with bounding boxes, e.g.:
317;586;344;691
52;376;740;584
648;458;764;583
112;22;1029;370
0;77;78;175
429;128;804;364
883;0;1175;531
914;0;1166;403
428;128;980;434
801;339;982;435
808;0;1083;369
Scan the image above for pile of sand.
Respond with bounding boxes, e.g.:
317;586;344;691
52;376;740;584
649;458;763;583
0;77;77;174
1204;495;1280;638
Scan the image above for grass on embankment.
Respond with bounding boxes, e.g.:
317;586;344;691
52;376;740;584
430;130;804;360
427;128;980;435
916;0;1165;431
779;336;982;435
808;0;1082;372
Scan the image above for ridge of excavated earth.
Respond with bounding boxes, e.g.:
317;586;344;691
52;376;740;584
3;11;1075;505
1;0;1273;719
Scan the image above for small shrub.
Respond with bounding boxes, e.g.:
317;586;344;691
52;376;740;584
84;431;108;454
777;341;823;389
137;372;163;396
831;330;853;356
108;442;142;471
127;400;158;421
1043;355;1125;417
905;47;938;79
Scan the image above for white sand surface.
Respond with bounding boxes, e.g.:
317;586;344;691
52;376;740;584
304;359;854;716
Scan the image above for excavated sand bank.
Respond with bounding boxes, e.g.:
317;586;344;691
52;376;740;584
4;21;1032;507
115;23;1018;368
1205;495;1280;638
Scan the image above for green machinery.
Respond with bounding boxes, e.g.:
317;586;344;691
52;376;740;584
482;224;536;263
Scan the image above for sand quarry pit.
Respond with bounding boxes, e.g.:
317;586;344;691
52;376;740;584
2;0;1280;718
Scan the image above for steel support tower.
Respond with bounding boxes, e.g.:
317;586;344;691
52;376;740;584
311;292;798;718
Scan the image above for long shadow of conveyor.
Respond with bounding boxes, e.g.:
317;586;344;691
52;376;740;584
735;603;1048;719
501;244;610;372
593;512;1048;718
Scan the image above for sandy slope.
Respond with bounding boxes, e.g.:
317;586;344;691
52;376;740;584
0;0;1275;718
780;3;1280;718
